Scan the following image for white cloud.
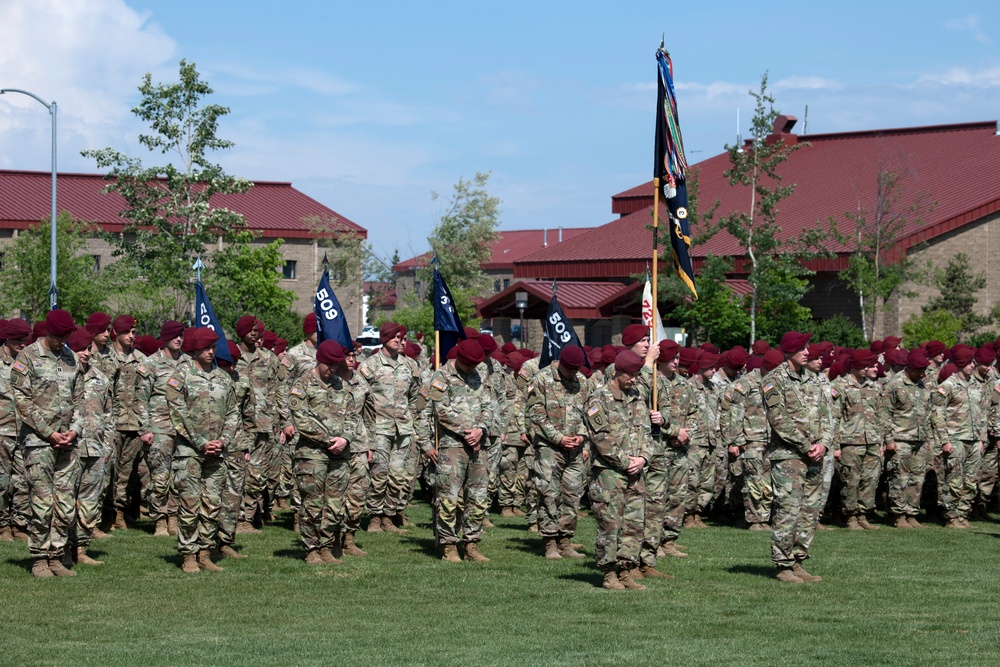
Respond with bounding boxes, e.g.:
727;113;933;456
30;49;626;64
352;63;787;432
945;15;992;46
479;70;540;113
773;76;844;92
916;65;1000;89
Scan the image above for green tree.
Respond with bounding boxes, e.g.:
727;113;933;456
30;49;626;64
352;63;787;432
808;313;867;348
834;169;933;341
922;252;991;342
667;255;749;348
902;309;962;348
205;240;302;345
0;212;109;323
82;59;252;323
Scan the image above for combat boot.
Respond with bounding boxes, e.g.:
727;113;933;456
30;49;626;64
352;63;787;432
618;567;647;590
218;545;246;559
112;510;127;531
544;537;563;560
482;515;495;528
816;521;833;531
662;542;689;558
845;515;863;530
304;549;324;565
464;542;490;562
748;522;770;531
0;526;12;541
527;523;538;533
318;548;343;565
440;544;462;563
342;532;367;557
153;518;169;537
76;547;104;565
32;558;54;578
907;516;924;528
639;565;674;579
197;550;224;572
792;561;822;582
693;514;708;528
857;515;880;530
236;520;261;535
513;507;526;516
92;527;113;539
167;515;178;536
329;535;344;559
945;518;965;529
382;516;407;534
181;554;200;574
367;515;384;533
12;526;29;541
558;537;585;559
683;515;698;529
48;556;76;577
775;567;803;583
893;514;912;529
500;506;516;517
602;569;625;590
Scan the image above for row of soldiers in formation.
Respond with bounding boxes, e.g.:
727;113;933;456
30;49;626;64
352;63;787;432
1;309;996;588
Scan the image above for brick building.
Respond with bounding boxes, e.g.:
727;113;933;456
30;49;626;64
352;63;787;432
0;170;368;334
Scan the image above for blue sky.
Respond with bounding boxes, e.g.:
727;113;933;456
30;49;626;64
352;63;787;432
2;1;999;266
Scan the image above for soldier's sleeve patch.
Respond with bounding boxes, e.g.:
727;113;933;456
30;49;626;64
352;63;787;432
136;365;149;376
994;385;1000;393
724;390;733;401
419;386;429;399
360;365;374;379
11;361;27;374
518;368;529;379
281;357;293;370
167;377;181;389
762;382;774;394
937;387;948;395
587;405;600;417
431;378;447;392
526;384;535;394
830;387;838;398
734;383;746;394
290;386;303;397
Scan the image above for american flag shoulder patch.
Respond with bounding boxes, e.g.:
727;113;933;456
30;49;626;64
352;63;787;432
281;357;293;369
938;386;948;395
994;385;1000;394
167;377;181;389
518;369;529;379
830;387;838;398
137;365;149;376
290;386;303;396
360;365;373;379
11;361;27;374
419;387;429;398
431;378;447;392
762;382;774;394
587;405;600;417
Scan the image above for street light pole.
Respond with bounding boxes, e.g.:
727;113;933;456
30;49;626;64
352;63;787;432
1;88;58;310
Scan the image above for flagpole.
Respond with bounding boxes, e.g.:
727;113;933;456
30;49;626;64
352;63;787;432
435;331;440;371
652;177;660;411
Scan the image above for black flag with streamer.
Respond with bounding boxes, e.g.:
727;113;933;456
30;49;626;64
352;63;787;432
539;282;586;370
314;270;353;349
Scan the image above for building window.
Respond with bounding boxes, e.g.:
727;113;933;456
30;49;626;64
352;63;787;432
414;280;421;294
92;255;101;272
494;279;501;293
282;260;297;280
503;278;510;290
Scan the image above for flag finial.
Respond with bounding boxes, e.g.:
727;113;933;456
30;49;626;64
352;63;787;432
322;251;329;273
431;254;441;266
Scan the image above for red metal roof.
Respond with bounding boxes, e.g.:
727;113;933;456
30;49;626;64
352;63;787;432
393;227;592;272
477;279;640;320
0;170;366;240
364;281;397;307
517;120;1000;279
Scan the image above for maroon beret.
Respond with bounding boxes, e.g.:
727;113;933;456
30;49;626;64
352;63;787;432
588;348;604;367
479;336;498;355
188;327;220;352
316;340;347;365
579;366;592;378
700;342;720;354
678;347;699;368
256;319;265;335
274;338;288;355
850;349;876;370
227;341;242;365
112;314;136;333
0;319;6;341
751;340;771;355
456;339;485;366
907;350;930;370
975;346;995;366
659;340;679;360
462;326;481;341
889;348;910;366
746;356;764;372
883;336;902;350
779;331;812;355
870;340;884;354
160;320;184;341
501;343;517;355
4;318;31;340
67;328;93;353
614;349;644;374
762;349;785;372
45;309;76;337
85;312;111;334
621;324;649;347
303;312;318;335
404;341;421;359
697;352;721;371
32;321;47;341
938;362;957;383
505;352;525;373
601;345;617;365
262;330;277;349
723;348;748;370
236;316;257;338
446;346;459;361
180;328;198;354
380;322;406;344
559;345;585;370
924;340;946;358
135;335;161;357
491;350;507;365
952;345;975;367
806;344;825;361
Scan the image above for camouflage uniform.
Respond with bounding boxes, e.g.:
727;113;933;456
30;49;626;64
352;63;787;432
108;345;151;519
218;368;256;548
929;372;985;521
10;340;84;561
480;357;509;508
880;371;932;519
166;361;239;556
687;375;720;516
810;370;839;519
283;340;317;381
516;362;541;525
719;368;772;525
139;349;184;523
73;363;114;547
584;381;649;572
341;370;372;534
0;345;23;534
264;347;293;506
236;345;281;525
498;370;529;510
288;371;356;553
636;368;673;569
832;373;882;516
983;380;1000;510
966;370;992;514
360;349;421;520
923;370;950;514
656;372;695;547
428;363;492;546
764;362;834;569
526;364;587;540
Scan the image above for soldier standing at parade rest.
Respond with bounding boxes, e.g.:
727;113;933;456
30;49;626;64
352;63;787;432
216;342;256;560
0;318;32;542
84;312;114;377
10;310;84;577
764;331;833;584
584;349;651;591
833;349;883;531
338;344;372;557
426;339;493;563
166;327;239;574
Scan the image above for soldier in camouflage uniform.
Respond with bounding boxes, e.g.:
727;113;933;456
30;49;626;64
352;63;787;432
167;328;240;573
476;335;507;525
921;340;949;519
10;310;84;577
833;349;883;530
965;347;995;520
527;345;588;560
216;342;256;559
983;352;1000;517
338;345;372;557
256;322;295;513
929;346;984;528
283;313;318;380
67;329;114;565
710;349;747;518
880;350;933;528
360;322;420;533
288;341;356;565
498;352;530;516
426;340;493;562
516;352;542;530
764;332;833;584
584;350;650;591
685;351;722;527
804;344;838;529
84;312;115;378
0;318;31;542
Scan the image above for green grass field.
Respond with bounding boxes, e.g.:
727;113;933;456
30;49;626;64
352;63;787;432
2;504;999;667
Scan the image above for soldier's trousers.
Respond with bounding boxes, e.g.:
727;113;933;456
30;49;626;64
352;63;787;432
295;454;349;551
928;444;950;512
486;437;502;506
0;434;15;529
25;445;81;559
241;432;271;523
145;433;177;522
344;450;371;533
172;455;225;555
524;445;539;524
960;441;984;517
534;444;585;537
977;437;998;506
886;441;929;517
686;445;715;514
740;446;772;524
274;438;295;501
74;454;107;547
399;434;422;513
769;456;824;568
219;450;249;546
366;433;414;518
713;447;729;511
837;443;882;515
9;442;29;530
660;446;690;545
435;444;489;545
590;466;645;571
639;455;668;567
497;445;528;508
942;441;975;519
112;430;145;512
